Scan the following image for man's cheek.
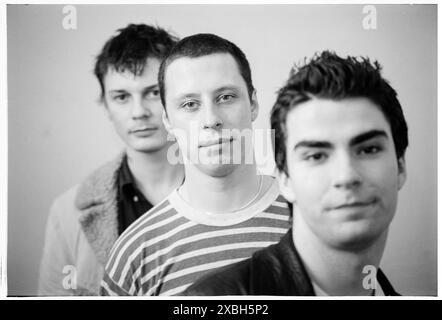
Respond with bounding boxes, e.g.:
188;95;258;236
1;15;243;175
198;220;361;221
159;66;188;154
368;165;397;192
293;174;317;203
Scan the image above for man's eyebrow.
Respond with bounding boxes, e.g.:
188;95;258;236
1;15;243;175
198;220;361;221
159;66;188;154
108;89;128;94
293;130;388;151
108;84;159;94
294;140;333;151
350;130;388;146
214;85;240;95
143;84;159;92
174;93;200;102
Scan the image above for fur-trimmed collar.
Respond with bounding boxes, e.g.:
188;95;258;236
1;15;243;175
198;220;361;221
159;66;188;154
74;152;125;266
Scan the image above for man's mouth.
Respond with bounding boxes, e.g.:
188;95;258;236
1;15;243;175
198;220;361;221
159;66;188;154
199;137;234;148
130;126;157;133
130;126;158;137
331;199;378;211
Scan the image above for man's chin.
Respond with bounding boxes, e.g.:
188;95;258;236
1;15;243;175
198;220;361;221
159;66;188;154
129;142;169;154
326;225;384;252
195;162;238;178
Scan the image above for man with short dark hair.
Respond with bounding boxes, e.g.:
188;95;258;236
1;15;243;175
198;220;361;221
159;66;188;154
38;24;184;295
100;34;290;296
184;51;407;296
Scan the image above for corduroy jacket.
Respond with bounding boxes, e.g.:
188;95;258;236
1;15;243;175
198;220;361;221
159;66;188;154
38;153;124;296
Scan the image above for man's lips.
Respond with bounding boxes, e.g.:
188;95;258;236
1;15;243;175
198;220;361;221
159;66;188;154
199;137;234;148
130;126;157;133
329;199;378;211
130;126;158;137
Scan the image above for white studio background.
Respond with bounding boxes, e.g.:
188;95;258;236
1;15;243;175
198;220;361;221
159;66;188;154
7;4;437;296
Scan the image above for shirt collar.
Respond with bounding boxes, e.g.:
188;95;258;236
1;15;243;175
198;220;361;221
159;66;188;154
118;155;137;194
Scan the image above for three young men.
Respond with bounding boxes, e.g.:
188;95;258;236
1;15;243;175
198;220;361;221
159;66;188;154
184;51;407;296
100;34;291;296
42;24;409;296
38;24;184;295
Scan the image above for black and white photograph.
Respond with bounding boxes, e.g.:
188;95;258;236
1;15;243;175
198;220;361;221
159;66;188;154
2;2;437;302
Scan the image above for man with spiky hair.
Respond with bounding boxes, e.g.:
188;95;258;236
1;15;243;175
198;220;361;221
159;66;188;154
184;51;407;296
38;24;184;296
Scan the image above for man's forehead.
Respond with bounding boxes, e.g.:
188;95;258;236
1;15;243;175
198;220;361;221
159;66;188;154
167;52;236;68
104;64;159;91
164;53;246;99
166;53;241;81
105;68;139;81
285;97;392;144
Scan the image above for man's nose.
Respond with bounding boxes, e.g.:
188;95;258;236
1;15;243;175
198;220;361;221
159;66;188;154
332;152;363;190
131;97;152;119
201;102;222;130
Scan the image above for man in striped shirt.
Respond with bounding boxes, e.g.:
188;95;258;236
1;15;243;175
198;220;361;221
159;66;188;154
100;34;291;296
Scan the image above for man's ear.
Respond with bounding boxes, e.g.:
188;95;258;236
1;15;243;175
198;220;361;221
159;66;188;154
397;156;407;190
162;110;172;133
102;100;111;119
250;90;259;122
277;170;296;204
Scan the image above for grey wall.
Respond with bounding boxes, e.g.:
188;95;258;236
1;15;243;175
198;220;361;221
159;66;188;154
7;4;437;296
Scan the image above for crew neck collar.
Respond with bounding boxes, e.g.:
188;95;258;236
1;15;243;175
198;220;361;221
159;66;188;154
168;176;279;226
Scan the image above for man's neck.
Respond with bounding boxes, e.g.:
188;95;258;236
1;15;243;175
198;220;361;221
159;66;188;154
126;145;184;205
180;163;267;214
293;215;388;296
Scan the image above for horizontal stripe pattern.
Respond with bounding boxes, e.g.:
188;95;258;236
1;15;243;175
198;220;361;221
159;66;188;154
101;195;290;296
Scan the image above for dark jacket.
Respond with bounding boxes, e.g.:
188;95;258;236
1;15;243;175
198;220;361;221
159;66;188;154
183;229;399;296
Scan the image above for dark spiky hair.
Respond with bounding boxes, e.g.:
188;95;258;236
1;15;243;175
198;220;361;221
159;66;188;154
271;50;408;175
94;23;178;102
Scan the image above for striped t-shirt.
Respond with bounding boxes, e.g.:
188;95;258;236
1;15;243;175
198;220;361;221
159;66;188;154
101;178;290;296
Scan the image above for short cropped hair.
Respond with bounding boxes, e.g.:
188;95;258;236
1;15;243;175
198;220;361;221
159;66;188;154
158;33;254;107
270;51;408;176
94;24;178;102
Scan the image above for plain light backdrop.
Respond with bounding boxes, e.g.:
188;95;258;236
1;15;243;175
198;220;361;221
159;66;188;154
7;4;437;296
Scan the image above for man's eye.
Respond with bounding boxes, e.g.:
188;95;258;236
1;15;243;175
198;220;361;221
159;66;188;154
145;89;160;99
305;152;327;162
217;94;235;103
113;94;129;103
359;145;382;155
181;101;199;111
